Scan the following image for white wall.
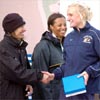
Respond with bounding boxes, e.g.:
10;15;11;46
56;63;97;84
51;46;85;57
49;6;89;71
0;0;45;54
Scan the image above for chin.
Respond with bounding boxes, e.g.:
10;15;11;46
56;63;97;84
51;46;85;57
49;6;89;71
70;25;75;28
70;26;73;28
20;37;24;40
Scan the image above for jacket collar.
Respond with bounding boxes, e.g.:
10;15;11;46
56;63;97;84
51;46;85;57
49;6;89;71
73;21;91;32
4;34;28;49
41;31;65;46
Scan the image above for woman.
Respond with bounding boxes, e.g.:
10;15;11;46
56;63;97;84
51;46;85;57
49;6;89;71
32;13;67;100
0;13;49;100
44;3;100;100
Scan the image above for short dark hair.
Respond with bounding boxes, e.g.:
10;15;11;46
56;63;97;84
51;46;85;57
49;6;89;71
47;13;65;32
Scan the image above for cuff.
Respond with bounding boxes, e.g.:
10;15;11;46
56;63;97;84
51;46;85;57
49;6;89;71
85;66;93;77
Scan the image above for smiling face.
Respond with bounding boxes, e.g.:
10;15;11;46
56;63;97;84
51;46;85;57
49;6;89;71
67;6;83;29
11;25;26;40
50;17;67;39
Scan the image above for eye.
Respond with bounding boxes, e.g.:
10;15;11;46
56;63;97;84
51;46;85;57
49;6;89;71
67;13;73;17
58;24;62;27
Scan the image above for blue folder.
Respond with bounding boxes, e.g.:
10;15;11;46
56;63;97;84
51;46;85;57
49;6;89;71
62;74;86;97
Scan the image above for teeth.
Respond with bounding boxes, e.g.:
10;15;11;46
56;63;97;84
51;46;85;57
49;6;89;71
61;31;65;32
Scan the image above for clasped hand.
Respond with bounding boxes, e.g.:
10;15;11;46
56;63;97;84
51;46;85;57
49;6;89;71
40;71;55;84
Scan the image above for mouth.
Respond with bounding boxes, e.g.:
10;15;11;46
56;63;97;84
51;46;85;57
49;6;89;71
60;30;66;34
20;32;24;36
69;20;73;23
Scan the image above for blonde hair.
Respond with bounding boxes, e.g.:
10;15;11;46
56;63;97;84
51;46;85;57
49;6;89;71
68;2;93;21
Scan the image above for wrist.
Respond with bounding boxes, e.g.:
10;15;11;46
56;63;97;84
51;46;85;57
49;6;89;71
51;73;55;80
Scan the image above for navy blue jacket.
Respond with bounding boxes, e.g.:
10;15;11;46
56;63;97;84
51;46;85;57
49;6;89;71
54;22;100;95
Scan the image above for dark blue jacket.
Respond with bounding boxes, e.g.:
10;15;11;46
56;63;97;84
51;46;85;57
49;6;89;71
54;22;100;96
32;31;64;100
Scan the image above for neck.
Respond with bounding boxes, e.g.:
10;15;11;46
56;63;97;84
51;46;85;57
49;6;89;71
57;37;63;43
77;21;86;31
52;33;63;43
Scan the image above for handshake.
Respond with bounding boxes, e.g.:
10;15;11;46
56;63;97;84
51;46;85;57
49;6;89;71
40;71;55;84
25;71;55;97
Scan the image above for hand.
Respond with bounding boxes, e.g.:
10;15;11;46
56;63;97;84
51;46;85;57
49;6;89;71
41;71;55;84
42;71;55;81
25;85;33;96
78;71;89;85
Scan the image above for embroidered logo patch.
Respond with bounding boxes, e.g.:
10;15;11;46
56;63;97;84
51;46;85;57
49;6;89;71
83;35;92;43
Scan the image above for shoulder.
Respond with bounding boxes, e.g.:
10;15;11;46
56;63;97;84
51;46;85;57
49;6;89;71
89;26;100;38
90;25;100;32
34;40;51;52
64;31;74;40
0;40;6;52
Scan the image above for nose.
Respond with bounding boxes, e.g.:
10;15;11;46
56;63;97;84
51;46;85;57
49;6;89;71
22;29;26;33
62;25;67;31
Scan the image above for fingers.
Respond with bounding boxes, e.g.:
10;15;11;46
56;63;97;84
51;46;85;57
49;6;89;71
77;72;86;78
77;74;83;78
25;86;28;91
25;85;33;96
41;71;51;76
41;73;50;84
41;71;55;79
26;92;31;97
77;72;89;85
42;71;55;82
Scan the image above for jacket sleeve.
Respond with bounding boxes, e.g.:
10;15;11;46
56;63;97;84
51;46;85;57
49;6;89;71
53;66;64;79
32;41;54;99
0;50;42;85
86;30;100;78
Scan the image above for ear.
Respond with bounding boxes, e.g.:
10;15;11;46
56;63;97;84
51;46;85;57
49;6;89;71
50;25;53;31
